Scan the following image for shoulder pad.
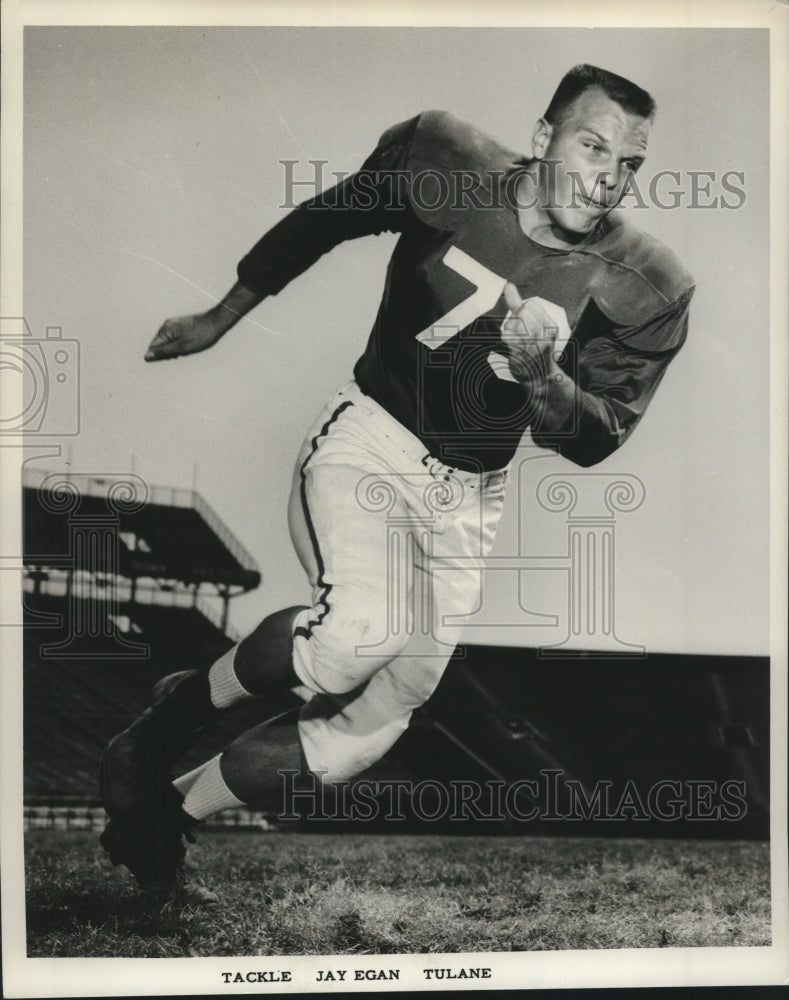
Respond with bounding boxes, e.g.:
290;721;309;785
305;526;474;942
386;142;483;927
408;110;522;174
383;110;524;230
589;213;695;338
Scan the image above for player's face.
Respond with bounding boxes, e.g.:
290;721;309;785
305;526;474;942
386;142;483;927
532;87;651;237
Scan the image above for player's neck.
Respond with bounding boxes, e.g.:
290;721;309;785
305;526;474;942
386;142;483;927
514;165;595;250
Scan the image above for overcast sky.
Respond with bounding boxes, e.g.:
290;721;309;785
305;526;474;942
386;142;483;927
21;25;770;655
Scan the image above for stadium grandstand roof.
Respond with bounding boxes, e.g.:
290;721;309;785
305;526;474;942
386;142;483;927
23;468;261;591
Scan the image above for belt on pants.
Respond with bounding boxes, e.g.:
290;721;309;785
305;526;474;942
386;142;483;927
334;381;510;491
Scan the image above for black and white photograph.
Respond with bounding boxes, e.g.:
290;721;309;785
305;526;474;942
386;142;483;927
1;0;787;995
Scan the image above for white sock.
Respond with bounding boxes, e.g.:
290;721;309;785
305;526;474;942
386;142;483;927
182;754;244;821
172;760;211;797
208;645;254;709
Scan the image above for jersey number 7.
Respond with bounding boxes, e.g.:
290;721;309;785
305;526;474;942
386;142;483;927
415;246;570;383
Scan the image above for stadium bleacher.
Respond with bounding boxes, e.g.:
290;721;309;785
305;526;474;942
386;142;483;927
22;471;769;838
22;471;270;811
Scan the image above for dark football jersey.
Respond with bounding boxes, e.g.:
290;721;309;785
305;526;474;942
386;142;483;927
238;111;695;471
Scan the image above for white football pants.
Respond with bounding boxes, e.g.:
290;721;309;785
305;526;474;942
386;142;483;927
287;381;508;783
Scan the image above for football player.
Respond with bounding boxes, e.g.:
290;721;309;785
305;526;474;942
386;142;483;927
99;64;694;904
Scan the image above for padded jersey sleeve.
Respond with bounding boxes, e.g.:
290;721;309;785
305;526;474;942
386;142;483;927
236;116;423;297
530;286;693;467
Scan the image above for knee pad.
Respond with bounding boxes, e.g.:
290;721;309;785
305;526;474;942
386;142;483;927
298;710;411;784
291;605;409;696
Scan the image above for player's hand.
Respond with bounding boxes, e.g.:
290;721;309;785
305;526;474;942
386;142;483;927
501;283;560;384
144;312;225;362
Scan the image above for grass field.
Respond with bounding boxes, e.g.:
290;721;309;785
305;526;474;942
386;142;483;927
25;829;769;957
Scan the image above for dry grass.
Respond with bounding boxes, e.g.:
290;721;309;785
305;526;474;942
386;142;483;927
25;829;770;957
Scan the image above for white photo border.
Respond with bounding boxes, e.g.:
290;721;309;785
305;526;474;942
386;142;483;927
1;0;787;996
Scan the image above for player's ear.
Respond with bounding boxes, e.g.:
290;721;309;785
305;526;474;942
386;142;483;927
532;118;553;160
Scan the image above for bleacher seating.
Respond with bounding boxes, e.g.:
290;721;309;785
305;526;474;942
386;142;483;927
23;593;300;802
22;475;770;838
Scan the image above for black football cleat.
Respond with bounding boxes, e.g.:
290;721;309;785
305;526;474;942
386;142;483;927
100;669;216;822
99;779;218;908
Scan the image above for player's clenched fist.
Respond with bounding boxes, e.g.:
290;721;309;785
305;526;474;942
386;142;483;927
501;282;560;384
144;313;226;362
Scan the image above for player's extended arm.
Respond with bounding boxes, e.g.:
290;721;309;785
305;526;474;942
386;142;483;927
144;128;415;363
503;283;688;467
144;283;264;362
143;181;395;362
